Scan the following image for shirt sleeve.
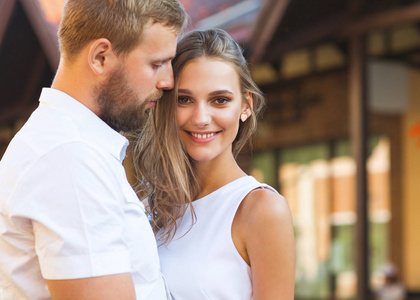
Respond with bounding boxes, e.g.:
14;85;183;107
12;142;132;280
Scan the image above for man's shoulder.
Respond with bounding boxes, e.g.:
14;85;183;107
14;106;101;158
1;117;109;181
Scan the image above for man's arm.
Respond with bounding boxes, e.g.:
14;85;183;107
20;143;136;298
46;273;136;300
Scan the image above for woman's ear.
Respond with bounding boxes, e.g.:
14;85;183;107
240;92;253;122
88;38;117;75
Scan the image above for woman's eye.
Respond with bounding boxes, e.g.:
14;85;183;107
178;96;190;104
214;98;229;104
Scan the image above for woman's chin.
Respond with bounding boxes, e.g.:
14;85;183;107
188;152;217;163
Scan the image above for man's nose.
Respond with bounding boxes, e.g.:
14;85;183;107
157;65;174;90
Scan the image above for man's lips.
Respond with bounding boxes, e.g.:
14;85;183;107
147;91;163;108
147;99;158;108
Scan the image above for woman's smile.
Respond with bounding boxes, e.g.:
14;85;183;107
176;57;247;163
186;131;221;143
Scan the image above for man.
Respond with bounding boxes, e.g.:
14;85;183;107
0;0;187;299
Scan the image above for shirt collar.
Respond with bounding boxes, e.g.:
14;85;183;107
39;88;129;162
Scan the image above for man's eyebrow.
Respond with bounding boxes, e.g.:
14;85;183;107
163;54;176;62
152;55;175;64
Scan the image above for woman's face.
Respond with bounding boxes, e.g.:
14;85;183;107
176;57;248;163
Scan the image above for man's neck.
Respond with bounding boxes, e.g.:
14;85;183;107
51;60;99;116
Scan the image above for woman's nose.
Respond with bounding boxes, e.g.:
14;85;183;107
191;103;211;128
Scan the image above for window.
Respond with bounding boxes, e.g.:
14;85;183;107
251;137;391;299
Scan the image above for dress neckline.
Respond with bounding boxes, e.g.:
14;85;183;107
192;175;253;205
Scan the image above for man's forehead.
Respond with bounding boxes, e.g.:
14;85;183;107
136;23;178;58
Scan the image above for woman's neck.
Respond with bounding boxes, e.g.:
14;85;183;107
194;153;247;199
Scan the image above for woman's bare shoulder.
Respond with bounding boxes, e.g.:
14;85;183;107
240;187;292;226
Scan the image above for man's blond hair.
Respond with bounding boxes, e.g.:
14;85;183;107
58;0;187;60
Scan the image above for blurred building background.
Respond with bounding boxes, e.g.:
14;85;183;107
0;0;419;299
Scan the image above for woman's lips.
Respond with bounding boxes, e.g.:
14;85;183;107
187;131;220;143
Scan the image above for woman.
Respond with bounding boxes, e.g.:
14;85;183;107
132;28;295;299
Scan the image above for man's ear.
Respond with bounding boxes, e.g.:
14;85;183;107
87;38;117;75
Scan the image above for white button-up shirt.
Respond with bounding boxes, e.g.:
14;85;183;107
0;88;168;300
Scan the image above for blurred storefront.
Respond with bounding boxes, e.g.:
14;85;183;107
246;1;420;299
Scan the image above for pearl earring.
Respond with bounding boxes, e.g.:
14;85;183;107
241;113;248;122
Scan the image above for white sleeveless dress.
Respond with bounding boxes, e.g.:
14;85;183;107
158;176;279;300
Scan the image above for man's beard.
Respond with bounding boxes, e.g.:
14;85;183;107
95;66;162;133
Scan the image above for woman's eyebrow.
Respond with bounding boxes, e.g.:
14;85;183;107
178;89;234;96
178;89;192;95
208;90;234;96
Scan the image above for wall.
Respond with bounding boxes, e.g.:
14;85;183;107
255;71;350;150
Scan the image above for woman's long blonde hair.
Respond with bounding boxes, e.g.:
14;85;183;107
132;28;265;244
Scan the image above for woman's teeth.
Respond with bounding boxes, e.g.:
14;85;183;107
190;132;216;139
